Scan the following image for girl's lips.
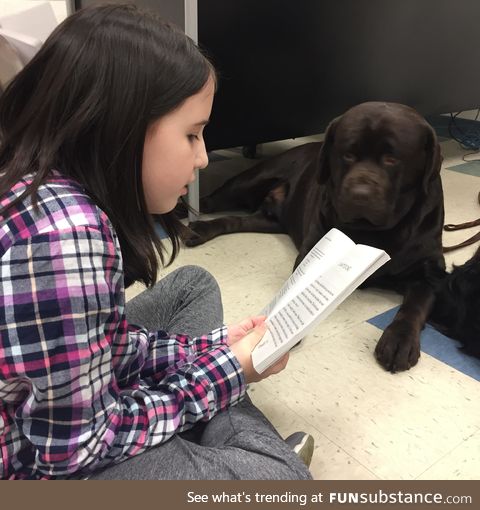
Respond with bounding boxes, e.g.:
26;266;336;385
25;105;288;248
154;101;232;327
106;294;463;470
180;186;188;195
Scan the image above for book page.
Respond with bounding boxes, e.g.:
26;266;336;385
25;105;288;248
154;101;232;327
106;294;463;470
261;228;355;317
252;243;390;373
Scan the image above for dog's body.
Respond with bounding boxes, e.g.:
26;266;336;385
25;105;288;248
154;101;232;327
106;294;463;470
185;102;446;371
430;247;480;358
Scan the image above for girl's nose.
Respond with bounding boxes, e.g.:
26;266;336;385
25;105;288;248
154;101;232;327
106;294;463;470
196;140;209;170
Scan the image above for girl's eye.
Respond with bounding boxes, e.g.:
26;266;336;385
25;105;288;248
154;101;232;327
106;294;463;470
188;134;199;142
343;152;355;163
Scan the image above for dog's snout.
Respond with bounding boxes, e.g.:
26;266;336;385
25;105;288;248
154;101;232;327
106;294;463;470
349;182;374;203
343;173;380;203
336;166;392;227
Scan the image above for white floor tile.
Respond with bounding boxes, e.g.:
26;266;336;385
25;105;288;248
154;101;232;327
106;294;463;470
417;430;480;480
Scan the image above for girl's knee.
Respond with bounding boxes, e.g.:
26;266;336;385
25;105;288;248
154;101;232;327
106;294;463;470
177;265;219;291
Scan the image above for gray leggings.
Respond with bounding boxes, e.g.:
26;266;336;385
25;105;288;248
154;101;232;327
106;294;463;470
90;265;312;480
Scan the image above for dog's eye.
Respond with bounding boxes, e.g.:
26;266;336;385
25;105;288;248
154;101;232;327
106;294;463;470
343;153;355;163
382;155;398;166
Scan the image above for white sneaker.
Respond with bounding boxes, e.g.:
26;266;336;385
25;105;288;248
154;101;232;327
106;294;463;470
285;431;314;467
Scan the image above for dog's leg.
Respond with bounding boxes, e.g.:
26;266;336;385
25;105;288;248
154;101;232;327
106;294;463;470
200;176;287;215
194;143;312;215
184;211;285;247
294;222;327;269
185;181;290;247
374;281;435;372
173;166;285;219
294;243;316;270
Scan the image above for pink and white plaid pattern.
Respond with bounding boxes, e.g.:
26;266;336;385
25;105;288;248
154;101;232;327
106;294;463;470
0;172;245;479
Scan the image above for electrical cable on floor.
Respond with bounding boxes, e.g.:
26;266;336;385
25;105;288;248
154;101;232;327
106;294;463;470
448;110;480;161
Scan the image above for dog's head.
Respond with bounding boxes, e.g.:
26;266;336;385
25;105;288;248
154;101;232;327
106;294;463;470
317;101;442;230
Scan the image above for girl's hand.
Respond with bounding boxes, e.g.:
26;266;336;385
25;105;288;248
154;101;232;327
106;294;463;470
227;315;267;345
229;321;289;383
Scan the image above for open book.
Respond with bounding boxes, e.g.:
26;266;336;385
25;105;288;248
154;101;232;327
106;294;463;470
251;228;391;373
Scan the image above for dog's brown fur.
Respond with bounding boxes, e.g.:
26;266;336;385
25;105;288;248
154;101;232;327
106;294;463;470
185;102;446;372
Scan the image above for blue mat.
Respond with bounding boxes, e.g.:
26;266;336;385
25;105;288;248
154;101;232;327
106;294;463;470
154;222;168;239
368;307;480;381
445;160;480;177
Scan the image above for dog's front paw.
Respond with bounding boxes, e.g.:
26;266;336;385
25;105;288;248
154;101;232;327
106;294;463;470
374;321;420;373
183;220;214;247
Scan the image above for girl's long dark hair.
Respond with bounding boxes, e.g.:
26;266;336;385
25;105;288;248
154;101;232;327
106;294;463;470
0;4;214;287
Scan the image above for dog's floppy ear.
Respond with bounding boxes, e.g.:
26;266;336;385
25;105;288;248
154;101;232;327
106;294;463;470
422;123;443;194
317;117;339;184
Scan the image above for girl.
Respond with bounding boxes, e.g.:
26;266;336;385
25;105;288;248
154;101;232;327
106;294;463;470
0;4;313;480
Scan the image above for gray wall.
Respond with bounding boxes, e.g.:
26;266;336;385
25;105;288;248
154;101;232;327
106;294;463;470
74;1;185;28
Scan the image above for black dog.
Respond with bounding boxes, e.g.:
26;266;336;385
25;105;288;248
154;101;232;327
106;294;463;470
184;102;446;372
430;247;480;358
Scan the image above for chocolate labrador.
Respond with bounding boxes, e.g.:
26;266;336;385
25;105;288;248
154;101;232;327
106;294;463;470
184;102;446;372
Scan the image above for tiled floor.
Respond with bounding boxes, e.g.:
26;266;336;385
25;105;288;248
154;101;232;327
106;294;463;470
127;119;480;480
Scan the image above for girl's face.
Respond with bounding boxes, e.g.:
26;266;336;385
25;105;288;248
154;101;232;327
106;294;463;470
142;75;215;214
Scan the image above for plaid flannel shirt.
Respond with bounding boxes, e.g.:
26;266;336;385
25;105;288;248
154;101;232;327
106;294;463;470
0;172;245;479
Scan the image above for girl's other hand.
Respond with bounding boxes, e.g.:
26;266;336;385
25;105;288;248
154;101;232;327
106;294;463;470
228;321;289;383
227;315;267;345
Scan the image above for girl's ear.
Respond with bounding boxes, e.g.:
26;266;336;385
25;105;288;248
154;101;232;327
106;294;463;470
317;117;339;184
